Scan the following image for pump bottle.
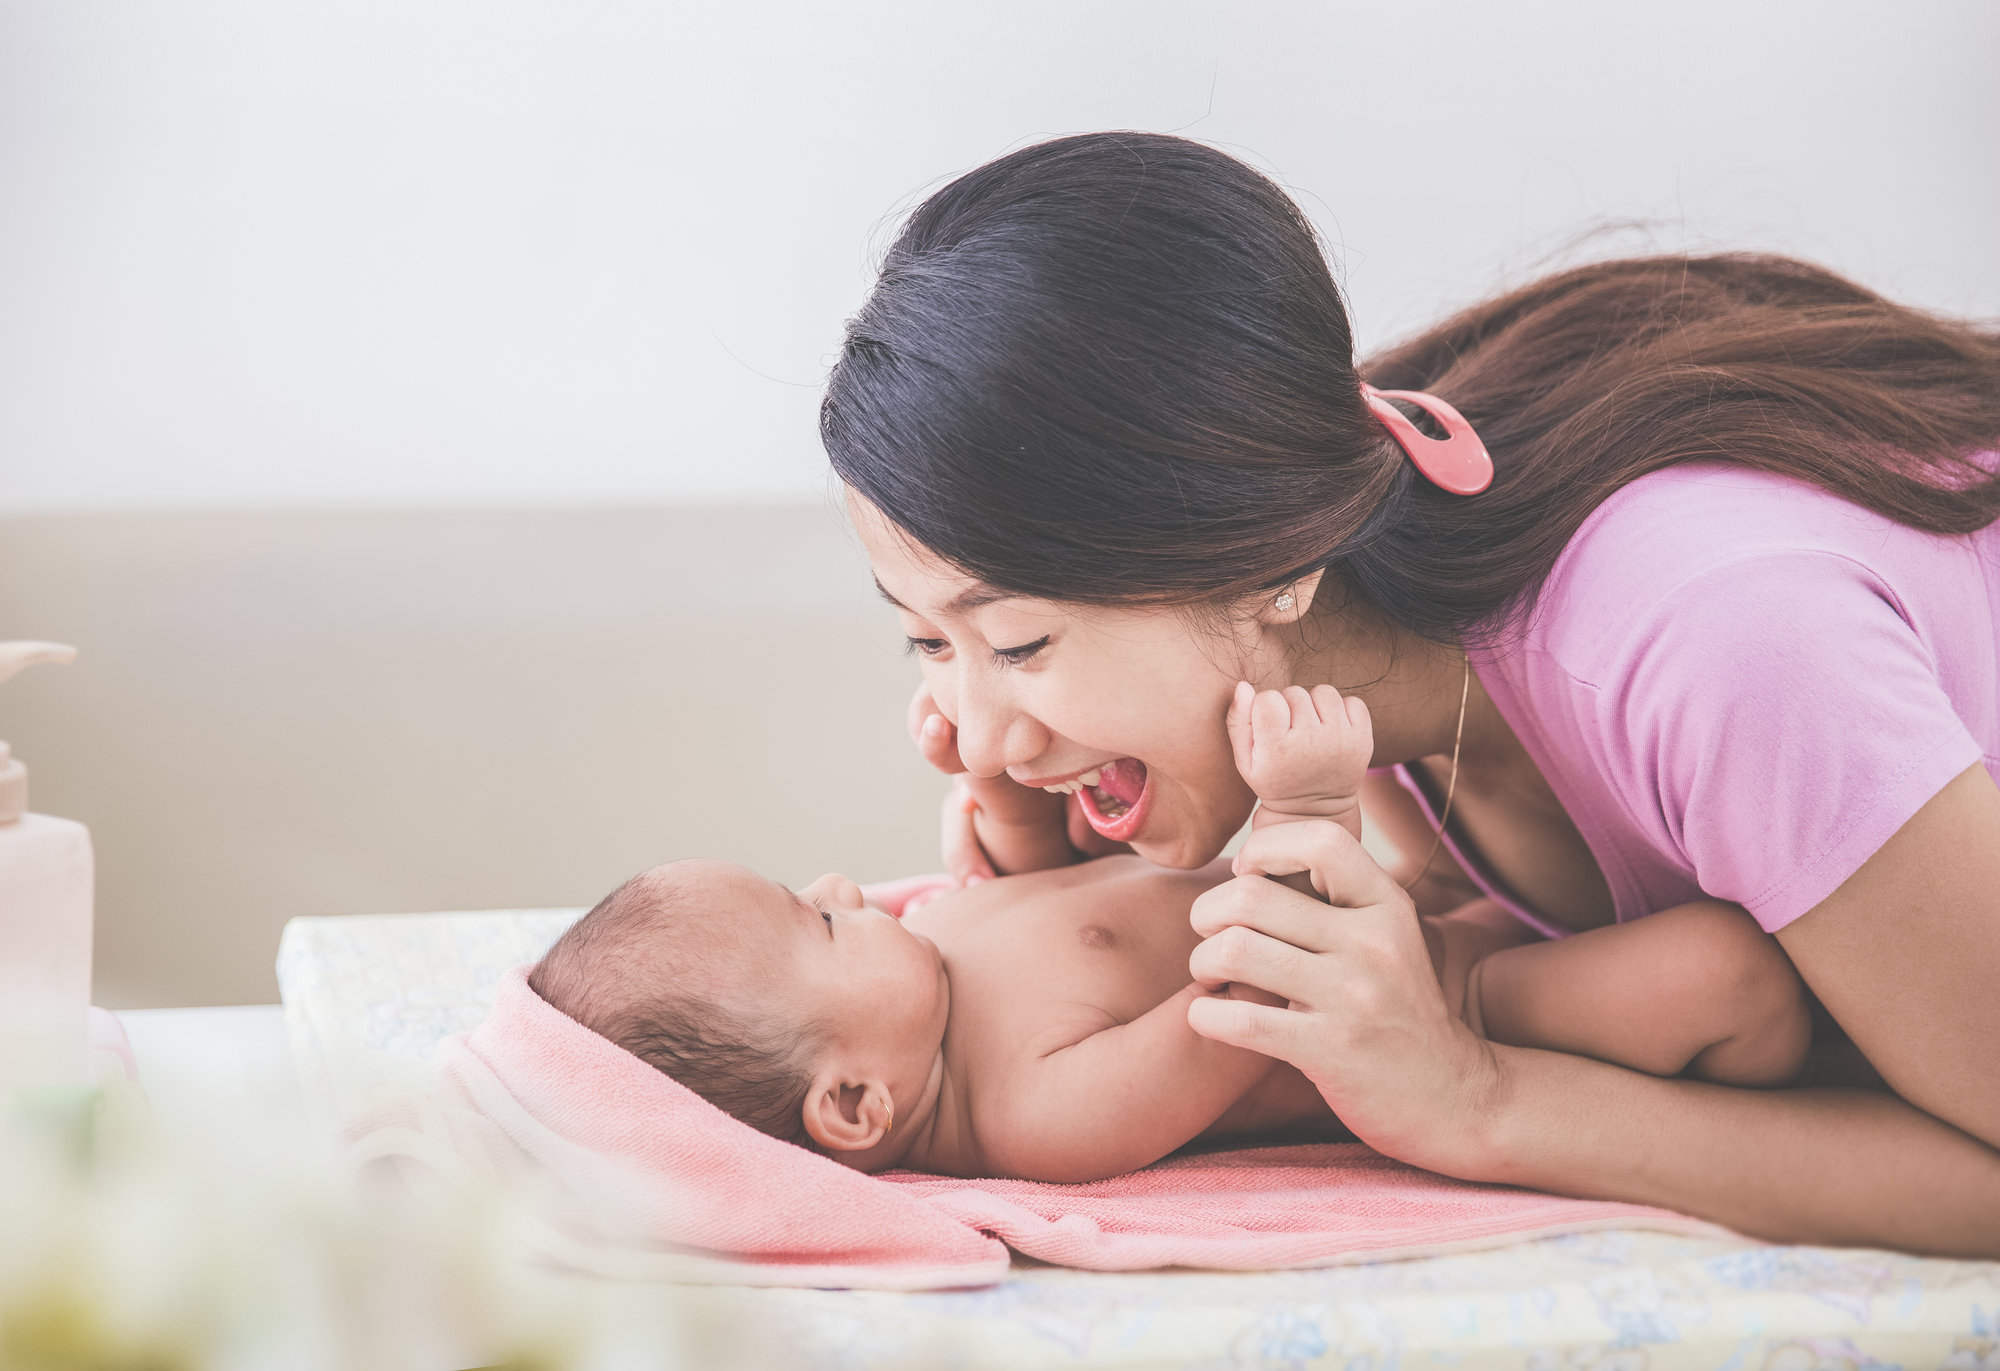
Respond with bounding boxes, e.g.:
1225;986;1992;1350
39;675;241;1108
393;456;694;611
0;642;93;1094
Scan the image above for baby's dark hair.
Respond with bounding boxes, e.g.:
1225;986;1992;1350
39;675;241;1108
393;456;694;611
529;864;822;1148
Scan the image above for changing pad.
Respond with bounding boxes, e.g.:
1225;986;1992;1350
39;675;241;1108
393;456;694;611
276;908;2000;1368
278;907;582;1124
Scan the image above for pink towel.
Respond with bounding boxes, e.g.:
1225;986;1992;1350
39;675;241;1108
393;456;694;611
347;875;1726;1289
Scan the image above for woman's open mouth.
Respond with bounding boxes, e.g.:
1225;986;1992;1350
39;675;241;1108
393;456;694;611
1076;758;1150;841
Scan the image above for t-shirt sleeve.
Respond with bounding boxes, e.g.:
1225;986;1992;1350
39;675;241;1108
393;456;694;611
1605;550;1983;933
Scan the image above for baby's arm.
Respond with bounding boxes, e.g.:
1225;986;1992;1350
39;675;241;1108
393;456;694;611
966;982;1292;1183
913;696;1129;879
949;773;1096;877
1465;900;1812;1087
1227;682;1373;841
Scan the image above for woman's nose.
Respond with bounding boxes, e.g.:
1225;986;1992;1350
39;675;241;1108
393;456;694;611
951;674;1051;778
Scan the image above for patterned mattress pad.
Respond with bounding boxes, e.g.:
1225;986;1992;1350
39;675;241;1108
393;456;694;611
275;908;2000;1369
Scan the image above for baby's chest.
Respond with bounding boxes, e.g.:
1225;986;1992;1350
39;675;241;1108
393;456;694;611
942;914;1198;1026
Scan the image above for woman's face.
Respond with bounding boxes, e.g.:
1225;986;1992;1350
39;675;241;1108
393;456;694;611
853;492;1301;869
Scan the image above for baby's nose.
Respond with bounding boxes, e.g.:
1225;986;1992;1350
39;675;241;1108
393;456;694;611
808;872;867;909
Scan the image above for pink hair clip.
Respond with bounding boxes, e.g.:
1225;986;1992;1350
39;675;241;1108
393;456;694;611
1360;383;1494;496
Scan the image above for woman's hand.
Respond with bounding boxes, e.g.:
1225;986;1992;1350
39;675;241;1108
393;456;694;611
1185;819;1504;1178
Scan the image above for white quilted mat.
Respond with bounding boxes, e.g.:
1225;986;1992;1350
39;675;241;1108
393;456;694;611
272;908;2000;1366
276;908;583;1125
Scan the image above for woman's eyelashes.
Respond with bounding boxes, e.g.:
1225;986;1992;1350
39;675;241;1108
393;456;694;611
991;635;1051;667
903;633;1050;667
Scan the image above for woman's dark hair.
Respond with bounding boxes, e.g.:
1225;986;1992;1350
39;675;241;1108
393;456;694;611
821;132;2000;642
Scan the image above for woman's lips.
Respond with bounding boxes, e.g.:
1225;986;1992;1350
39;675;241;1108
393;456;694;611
1078;758;1150;841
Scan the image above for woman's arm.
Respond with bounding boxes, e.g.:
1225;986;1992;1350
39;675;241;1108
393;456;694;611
1776;761;2000;1149
1476;1049;2000;1254
1185;812;2000;1257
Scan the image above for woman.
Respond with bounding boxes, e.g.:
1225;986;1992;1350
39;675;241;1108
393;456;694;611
821;133;2000;1255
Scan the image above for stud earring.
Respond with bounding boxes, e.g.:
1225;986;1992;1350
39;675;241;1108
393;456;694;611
1274;593;1295;612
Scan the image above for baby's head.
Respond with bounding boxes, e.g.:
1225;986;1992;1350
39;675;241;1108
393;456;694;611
529;859;948;1159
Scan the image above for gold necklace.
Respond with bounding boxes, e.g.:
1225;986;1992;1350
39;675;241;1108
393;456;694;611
1403;657;1470;892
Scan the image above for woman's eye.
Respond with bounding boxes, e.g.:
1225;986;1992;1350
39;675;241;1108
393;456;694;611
904;636;948;658
992;635;1050;667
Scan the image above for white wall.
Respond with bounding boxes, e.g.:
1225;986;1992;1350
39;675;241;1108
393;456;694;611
2;0;1995;514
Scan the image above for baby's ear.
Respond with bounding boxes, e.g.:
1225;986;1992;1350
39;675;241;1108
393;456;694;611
801;1071;893;1154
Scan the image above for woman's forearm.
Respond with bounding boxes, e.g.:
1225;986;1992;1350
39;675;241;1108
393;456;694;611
1190;826;2000;1259
1476;1044;2000;1257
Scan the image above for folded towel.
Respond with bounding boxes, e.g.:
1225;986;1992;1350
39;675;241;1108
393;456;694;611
348;949;1723;1289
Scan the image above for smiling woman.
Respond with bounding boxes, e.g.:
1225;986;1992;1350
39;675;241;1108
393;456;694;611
855;491;1285;870
821;132;2000;1255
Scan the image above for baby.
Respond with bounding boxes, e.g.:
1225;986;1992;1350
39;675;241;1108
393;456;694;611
531;684;1812;1184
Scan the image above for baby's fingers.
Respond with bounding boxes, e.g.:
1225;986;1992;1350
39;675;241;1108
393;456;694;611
1341;690;1371;735
907;682;968;775
1226;681;1258;777
1282;685;1322;729
1309;684;1373;750
941;780;996;887
917;712;967;773
1250;686;1294;747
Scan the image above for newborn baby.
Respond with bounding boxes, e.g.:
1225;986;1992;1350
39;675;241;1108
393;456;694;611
532;684;1811;1184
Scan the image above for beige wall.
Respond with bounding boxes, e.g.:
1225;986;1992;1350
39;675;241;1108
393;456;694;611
0;505;948;1008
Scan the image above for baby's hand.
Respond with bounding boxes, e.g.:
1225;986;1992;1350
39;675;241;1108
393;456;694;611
1227;682;1373;839
908;681;1078;881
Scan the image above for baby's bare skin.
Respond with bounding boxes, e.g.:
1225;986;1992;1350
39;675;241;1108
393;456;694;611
895;856;1347;1182
549;680;1810;1190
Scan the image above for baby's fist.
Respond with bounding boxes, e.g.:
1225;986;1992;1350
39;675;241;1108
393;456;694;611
1227;682;1373;832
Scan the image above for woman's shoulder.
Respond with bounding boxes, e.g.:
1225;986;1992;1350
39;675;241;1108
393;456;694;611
1554;461;1920;589
1520;461;1993;675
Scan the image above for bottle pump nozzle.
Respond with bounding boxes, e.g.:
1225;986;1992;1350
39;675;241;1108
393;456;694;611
0;642;77;824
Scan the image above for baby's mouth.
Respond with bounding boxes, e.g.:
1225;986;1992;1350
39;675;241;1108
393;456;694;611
1077;759;1150;839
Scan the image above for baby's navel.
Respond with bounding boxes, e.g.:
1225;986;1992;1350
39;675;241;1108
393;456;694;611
1077;924;1116;951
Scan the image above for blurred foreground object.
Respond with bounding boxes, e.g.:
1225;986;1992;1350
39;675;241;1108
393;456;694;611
0;1075;742;1369
0;643;92;1097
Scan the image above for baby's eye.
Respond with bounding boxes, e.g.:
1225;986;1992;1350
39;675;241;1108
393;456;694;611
992;635;1050;668
904;636;948;658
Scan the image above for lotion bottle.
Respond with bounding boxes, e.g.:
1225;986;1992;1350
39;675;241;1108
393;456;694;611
0;641;93;1095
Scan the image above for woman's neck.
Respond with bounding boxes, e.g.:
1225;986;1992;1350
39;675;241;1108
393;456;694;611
1285;599;1478;767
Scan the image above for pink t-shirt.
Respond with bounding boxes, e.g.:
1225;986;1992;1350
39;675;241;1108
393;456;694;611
1458;461;1998;936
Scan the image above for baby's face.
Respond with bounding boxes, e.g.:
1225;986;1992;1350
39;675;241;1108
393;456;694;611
671;860;950;1066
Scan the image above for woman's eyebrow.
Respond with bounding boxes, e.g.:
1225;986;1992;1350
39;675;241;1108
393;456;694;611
872;577;908;610
873;576;1014;616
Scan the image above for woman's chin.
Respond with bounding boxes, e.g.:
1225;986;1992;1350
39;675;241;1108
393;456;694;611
1129;834;1216;870
1081;760;1254;870
1127;804;1251;870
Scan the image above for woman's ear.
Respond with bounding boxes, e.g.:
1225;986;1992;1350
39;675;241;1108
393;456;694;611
800;1072;894;1154
1254;569;1327;626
